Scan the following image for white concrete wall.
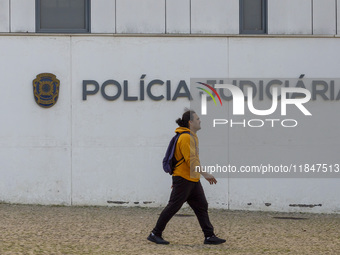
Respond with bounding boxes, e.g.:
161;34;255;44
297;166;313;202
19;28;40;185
313;0;336;35
91;0;116;33
70;36;229;205
338;0;340;35
166;0;190;34
268;0;312;34
226;37;340;213
1;34;340;214
116;0;165;33
11;0;35;32
191;0;239;34
0;36;71;204
0;0;9;32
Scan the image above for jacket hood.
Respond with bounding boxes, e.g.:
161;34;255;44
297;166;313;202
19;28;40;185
175;127;197;136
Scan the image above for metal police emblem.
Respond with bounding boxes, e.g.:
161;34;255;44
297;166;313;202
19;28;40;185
33;73;60;108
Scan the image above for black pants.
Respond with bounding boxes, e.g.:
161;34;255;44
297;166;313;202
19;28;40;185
152;176;214;238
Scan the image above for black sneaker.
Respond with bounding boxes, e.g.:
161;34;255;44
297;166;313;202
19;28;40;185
204;235;226;245
147;232;170;245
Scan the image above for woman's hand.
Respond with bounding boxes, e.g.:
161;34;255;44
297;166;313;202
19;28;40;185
201;172;217;185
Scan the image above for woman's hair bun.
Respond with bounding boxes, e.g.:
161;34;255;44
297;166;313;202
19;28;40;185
176;118;183;126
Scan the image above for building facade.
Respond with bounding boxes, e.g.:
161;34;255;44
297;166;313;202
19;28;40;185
0;0;340;213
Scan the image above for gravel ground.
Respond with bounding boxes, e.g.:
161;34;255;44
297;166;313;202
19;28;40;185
0;203;339;255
